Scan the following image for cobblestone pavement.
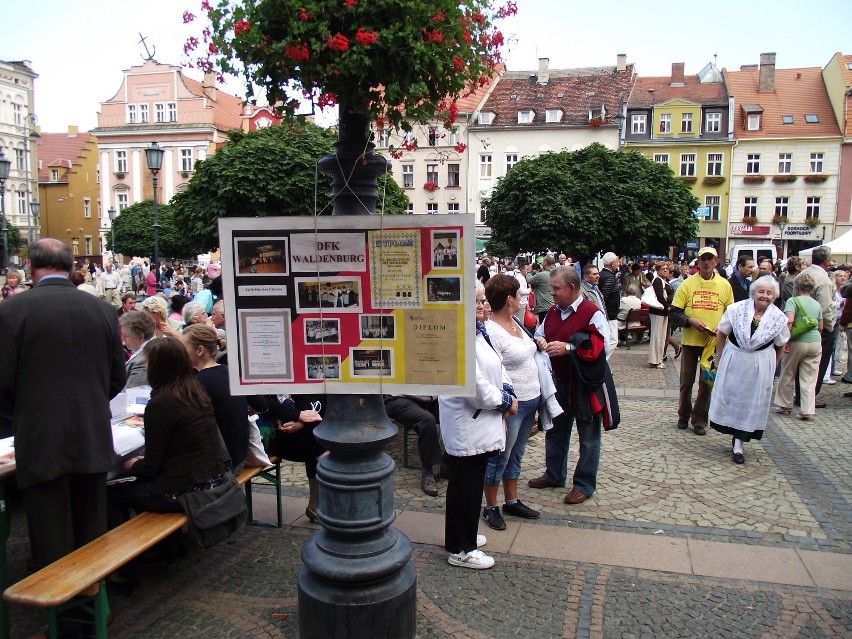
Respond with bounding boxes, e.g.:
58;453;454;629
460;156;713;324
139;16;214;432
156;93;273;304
4;341;851;637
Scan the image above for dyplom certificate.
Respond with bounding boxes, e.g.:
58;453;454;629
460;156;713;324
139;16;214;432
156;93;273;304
219;215;475;396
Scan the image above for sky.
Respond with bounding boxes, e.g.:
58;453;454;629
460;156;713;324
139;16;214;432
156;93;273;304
2;0;851;133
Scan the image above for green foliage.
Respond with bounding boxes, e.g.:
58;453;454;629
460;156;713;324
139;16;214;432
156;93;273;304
3;222;21;255
110;201;194;260
485;144;699;261
170;122;409;252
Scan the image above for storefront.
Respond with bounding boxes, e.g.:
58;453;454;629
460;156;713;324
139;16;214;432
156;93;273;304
728;222;829;262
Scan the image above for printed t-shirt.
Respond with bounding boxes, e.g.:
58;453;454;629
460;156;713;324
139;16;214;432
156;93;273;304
671;272;734;346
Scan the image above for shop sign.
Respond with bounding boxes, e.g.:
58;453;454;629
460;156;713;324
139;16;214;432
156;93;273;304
729;224;770;236
781;224;816;239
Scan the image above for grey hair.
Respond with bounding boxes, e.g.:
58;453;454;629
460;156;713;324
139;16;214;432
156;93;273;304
810;245;831;266
550;265;579;288
749;275;779;299
474;280;485;298
183;301;207;324
602;252;618;267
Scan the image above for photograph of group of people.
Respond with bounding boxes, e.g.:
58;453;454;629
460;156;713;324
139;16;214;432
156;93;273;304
235;238;289;275
351;348;394;377
295;277;362;313
304;318;340;344
305;355;341;380
431;231;459;269
360;314;396;340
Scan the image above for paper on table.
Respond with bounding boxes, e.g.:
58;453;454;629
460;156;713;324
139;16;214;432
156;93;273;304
112;425;145;457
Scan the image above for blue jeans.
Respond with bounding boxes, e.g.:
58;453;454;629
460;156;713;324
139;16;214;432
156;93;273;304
484;396;539;486
542;381;601;496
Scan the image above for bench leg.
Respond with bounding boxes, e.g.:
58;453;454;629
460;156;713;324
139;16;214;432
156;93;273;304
403;426;410;469
273;462;282;528
247;462;283;528
245;481;254;525
47;581;110;639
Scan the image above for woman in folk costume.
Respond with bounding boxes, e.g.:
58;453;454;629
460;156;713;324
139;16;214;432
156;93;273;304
709;276;789;464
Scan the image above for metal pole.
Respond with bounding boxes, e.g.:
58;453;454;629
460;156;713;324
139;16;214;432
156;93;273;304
0;183;7;272
152;174;159;283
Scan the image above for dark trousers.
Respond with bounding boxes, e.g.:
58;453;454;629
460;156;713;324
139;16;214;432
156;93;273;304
384;396;442;469
268;424;326;479
22;472;108;569
443;451;490;554
107;479;183;529
795;328;838;402
543;380;601;495
678;344;713;427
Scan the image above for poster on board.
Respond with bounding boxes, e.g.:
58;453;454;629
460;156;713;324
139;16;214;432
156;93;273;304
219;215;475;395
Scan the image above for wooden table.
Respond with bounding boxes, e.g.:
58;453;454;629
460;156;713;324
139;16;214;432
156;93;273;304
0;462;17;639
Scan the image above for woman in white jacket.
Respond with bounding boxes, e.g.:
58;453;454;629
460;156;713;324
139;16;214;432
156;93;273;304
439;281;517;569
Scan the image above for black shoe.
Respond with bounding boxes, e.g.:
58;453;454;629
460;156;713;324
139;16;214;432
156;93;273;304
421;474;439;497
732;452;745;464
841;377;852;384
502;500;540;520
677;420;689;430
693;425;707;436
482;506;506;531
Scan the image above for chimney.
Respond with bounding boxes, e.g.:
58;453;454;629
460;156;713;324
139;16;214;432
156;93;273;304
203;70;217;100
670;62;685;86
758;52;776;93
67;125;78;137
537;58;550;85
616;54;627;72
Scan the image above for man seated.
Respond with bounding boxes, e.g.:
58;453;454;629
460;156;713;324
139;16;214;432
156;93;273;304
616;290;645;343
383;395;442;497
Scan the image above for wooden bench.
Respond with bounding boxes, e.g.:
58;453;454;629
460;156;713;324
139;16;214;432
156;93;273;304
624;308;650;349
4;457;282;639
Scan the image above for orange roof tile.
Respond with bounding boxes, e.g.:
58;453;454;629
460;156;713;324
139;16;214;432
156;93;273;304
629;74;727;109
36;132;96;182
836;52;852;87
182;76;244;132
724;66;840;138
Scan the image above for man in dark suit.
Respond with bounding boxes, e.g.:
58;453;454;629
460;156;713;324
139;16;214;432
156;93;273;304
0;238;126;569
728;255;754;302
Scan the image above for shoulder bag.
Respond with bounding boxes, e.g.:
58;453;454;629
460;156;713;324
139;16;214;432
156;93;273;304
177;471;246;549
790;298;818;339
641;281;663;309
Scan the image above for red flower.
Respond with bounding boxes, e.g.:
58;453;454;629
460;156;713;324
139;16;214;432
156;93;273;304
376;116;385;129
182;11;196;23
234;19;250;36
472;12;486;24
284;42;310;62
462;29;472;43
317;92;337;108
453;56;465;71
326;33;349;52
208;42;217;53
298;7;310;20
183;36;199;54
423;29;444;44
343;0;356;5
431;11;445;22
200;0;212;11
354;27;377;46
454;142;467;154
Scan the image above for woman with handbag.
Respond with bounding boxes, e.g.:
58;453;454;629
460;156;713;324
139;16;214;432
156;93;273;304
647;262;675;369
774;273;824;420
709;276;789;464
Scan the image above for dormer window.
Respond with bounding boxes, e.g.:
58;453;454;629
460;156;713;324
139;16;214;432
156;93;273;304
747;114;761;130
546;109;562;123
518;110;534;124
50;168;59;182
589;106;605;121
478;112;494;125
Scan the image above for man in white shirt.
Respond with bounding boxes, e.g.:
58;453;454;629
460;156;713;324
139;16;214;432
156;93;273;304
99;263;121;308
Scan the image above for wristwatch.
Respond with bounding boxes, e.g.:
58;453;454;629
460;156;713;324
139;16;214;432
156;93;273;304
565;342;573;353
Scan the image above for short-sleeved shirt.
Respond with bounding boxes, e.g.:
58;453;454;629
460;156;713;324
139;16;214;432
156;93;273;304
671;271;734;346
784;295;822;343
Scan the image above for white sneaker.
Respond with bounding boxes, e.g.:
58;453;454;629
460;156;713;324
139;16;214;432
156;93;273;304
448;549;495;569
476;534;486;548
824;379;836;385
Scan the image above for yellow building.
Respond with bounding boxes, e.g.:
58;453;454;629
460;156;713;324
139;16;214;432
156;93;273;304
624;62;733;258
36;126;102;260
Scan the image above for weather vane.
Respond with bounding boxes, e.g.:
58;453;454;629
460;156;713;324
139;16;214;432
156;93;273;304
139;33;156;61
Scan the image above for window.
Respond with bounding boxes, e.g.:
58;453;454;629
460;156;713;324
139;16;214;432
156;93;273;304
743;196;758;217
680;153;695;176
652;153;669;165
478;112;493;125
659;113;672;133
167;102;177;122
775;196;789;218
804;114;819;123
428;127;438;146
426;164;438;184
405;203;414;214
14;148;25;171
402;164;414;188
13;104;23;126
50;168;59;182
705;196;721;221
447;163;460;187
806;196;821;219
782;115;794;124
809;152;824;173
84;237;93;255
155;103;166;122
427;203;438;215
546;109;561;123
98;200;102;219
480;154;492;178
447;129;459;146
83;198;91;219
681;113;693;133
479;204;487;225
16;191;26;215
518;110;534;124
778;153;792;174
126;104;137;124
377;129;390;147
447;203;460;214
115;150;127;173
746;154;761;175
96;169;100;184
631;114;646;134
505;153;518;172
705;112;722;133
139;104;149;123
180;149;194;173
117;193;129;211
747;114;760;131
706;153;723;176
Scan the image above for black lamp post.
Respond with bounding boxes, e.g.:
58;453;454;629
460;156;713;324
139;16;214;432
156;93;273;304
0;149;11;273
144;141;164;276
108;207;116;263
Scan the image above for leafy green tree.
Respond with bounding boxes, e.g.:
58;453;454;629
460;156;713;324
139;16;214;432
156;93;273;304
3;222;21;257
170;123;409;253
485;144;699;261
110;201;194;260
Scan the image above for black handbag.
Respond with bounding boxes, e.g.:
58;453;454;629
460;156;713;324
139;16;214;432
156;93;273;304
177;471;246;548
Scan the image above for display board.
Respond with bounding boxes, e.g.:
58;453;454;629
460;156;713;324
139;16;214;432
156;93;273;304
219;215;475;395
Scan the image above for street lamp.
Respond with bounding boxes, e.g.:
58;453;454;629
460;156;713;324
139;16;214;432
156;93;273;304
777;218;786;261
144;141;164;278
0;149;11;273
29;200;40;242
108;207;117;263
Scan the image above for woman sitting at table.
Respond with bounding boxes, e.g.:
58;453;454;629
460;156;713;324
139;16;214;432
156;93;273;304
108;337;230;528
119;310;156;389
139;295;181;338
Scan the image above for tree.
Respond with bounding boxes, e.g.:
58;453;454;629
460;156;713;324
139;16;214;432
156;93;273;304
170;123;409;253
3;222;21;257
485;144;700;261
110;201;194;260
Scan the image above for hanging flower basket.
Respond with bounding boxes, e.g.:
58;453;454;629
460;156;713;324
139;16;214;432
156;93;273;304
771;214;788;225
702;176;725;187
803;174;828;184
741;216;758;225
678;176;697;185
588;116;604;128
423;181;438;191
772;175;797;184
805;217;820;227
743;175;765;184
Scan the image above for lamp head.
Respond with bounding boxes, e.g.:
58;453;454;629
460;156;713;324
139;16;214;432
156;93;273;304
145;141;164;173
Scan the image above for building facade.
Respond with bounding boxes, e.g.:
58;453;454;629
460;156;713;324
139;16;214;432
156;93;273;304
90;59;243;256
36;127;101;258
0;59;39;259
822;51;852;237
725;54;842;260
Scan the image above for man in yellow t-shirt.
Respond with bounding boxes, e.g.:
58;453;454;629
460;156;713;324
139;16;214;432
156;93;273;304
669;247;734;435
